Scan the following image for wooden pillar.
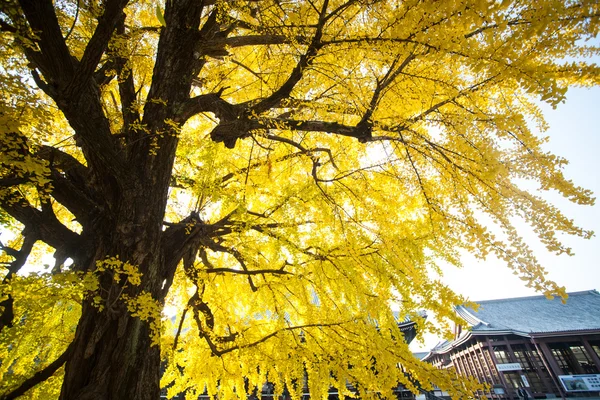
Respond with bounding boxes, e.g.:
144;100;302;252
582;338;600;372
459;354;471;379
471;342;490;386
477;344;495;383
451;354;463;376
477;343;499;399
487;338;513;400
504;341;518;363
473;341;496;399
461;351;474;377
523;341;554;394
468;343;487;398
532;339;566;400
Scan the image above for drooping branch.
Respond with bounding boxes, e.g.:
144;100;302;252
0;342;74;400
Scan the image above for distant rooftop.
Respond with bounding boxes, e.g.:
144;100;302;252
456;289;600;334
412;351;429;361
424;290;600;357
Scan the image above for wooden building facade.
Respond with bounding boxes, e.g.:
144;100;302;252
423;290;600;399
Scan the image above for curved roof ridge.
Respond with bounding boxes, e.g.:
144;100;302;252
455;305;489;327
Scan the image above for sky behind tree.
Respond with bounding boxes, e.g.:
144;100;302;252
440;84;600;302
411;83;600;352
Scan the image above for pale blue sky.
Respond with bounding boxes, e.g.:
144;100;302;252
410;84;600;352
439;85;600;302
411;83;600;351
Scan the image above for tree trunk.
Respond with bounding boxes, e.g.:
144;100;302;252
60;198;170;400
60;303;162;400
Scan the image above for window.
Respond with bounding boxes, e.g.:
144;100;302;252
569;345;598;374
550;344;579;374
504;371;522;389
512;345;546;394
590;341;600;359
493;346;510;364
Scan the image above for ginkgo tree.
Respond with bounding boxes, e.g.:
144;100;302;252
0;0;598;399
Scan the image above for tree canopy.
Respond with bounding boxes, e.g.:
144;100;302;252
0;0;598;399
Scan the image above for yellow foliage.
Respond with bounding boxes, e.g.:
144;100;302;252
0;0;598;398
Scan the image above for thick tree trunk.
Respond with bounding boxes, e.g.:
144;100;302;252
60;303;162;400
60;193;171;400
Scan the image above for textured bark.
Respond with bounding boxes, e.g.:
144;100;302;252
60;298;162;400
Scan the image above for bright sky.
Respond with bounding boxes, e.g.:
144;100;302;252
441;85;600;300
411;83;600;352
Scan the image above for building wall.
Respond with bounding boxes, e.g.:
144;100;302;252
427;333;600;399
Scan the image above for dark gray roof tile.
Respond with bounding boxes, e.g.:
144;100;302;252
457;289;600;334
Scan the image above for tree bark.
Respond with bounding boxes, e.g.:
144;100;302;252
60;233;167;400
60;302;162;400
58;183;172;399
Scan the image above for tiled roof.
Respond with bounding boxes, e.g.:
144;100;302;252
392;310;427;324
422;290;600;359
412;351;429;360
456;289;600;334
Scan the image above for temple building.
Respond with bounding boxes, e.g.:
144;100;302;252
422;289;600;399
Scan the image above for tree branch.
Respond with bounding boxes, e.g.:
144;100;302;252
205;242;258;292
250;0;330;114
176;92;240;124
113;15;140;132
0;190;80;253
0;233;37;332
0;342;74;400
204;267;291;276
17;0;76;84
262;118;372;141
203;321;353;357
0;18;17;33
68;0;129;95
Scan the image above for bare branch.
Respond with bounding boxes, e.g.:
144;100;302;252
251;0;330;114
